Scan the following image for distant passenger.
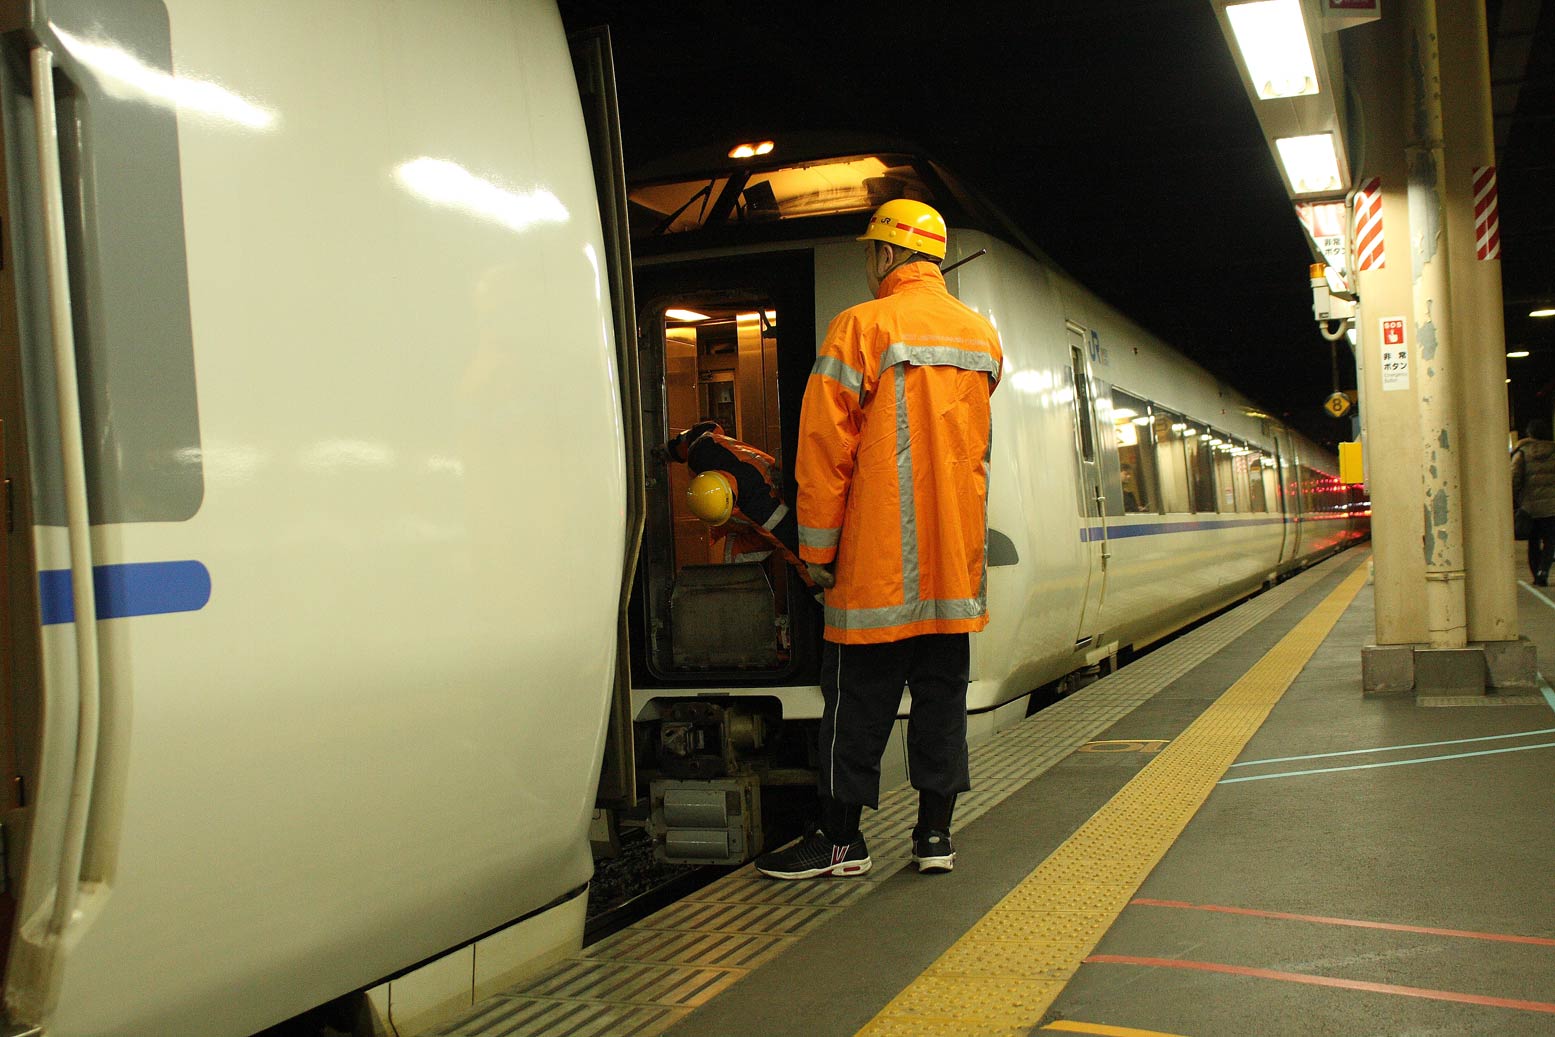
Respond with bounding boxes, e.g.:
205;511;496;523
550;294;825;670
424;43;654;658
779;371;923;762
1511;417;1555;585
668;421;817;589
756;198;1002;880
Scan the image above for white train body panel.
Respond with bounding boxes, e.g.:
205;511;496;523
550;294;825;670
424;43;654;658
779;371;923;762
3;2;624;1035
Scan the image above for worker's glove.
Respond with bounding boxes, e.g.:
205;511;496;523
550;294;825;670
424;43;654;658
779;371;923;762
806;563;836;589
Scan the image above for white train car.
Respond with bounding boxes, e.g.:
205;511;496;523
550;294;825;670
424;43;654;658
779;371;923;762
0;1;631;1034
622;139;1367;863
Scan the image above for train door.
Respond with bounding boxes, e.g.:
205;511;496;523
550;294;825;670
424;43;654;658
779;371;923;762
1068;327;1107;646
1271;438;1296;565
571;27;642;810
1281;433;1306;563
631;252;822;684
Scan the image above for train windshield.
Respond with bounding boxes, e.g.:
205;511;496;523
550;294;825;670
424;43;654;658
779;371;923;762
629;153;935;237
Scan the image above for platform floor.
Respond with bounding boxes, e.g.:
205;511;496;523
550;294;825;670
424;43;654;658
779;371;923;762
433;550;1555;1037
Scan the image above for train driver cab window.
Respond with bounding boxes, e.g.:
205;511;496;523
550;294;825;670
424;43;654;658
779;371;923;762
1184;424;1218;513
1151;409;1192;513
629;153;932;237
1110;390;1160;514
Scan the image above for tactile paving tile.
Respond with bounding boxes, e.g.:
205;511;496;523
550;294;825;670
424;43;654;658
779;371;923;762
856;558;1370;1035
429;998;686;1037
432;553;1363;1037
584;929;794;970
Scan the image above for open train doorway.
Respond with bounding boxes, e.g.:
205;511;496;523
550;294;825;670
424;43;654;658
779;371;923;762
632;252;823;687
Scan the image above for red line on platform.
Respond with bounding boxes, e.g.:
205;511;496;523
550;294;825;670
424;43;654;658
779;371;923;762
1084;955;1555;1015
1130;898;1555;947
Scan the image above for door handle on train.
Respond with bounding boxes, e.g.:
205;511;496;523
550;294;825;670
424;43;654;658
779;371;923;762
29;42;105;942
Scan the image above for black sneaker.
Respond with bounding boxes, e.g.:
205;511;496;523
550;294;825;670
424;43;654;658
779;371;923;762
912;829;955;873
755;828;871;879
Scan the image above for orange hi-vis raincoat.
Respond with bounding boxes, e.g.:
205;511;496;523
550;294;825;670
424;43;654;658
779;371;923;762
796;262;1002;644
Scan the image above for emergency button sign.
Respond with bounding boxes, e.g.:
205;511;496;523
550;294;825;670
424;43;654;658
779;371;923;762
1380;316;1409;392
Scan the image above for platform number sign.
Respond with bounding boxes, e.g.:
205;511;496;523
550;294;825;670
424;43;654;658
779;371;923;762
1324;392;1352;419
1380;316;1409;392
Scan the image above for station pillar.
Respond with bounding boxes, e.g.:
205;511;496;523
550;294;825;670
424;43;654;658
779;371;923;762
1348;12;1428;654
1438;0;1519;646
1354;0;1535;697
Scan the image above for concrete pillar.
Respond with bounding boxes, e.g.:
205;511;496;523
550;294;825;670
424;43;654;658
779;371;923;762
1438;0;1518;641
1404;0;1468;649
1347;11;1428;647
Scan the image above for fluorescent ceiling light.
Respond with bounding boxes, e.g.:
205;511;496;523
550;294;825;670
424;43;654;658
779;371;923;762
1226;0;1318;100
1111;408;1138;420
1507;350;1530;358
1275;133;1343;195
1531;308;1555;318
665;308;709;321
1132;416;1153;426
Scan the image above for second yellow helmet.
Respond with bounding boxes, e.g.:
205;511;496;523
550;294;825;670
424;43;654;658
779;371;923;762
686;471;735;525
857;198;947;260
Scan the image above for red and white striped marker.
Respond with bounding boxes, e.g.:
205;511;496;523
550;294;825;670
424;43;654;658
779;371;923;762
1354;177;1384;271
1474;165;1500;260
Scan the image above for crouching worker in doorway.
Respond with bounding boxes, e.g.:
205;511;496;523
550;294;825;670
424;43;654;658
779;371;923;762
755;199;1002;880
668;421;819;591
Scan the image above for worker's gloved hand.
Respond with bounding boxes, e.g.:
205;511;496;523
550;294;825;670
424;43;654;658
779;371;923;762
806;563;836;589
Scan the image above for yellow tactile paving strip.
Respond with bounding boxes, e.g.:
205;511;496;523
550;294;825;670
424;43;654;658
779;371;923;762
855;559;1371;1037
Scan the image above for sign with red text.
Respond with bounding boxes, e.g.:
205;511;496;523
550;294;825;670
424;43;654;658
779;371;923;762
1380;317;1409;391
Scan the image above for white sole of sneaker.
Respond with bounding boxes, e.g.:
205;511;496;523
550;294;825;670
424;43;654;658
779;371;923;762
913;854;955;873
756;858;873;880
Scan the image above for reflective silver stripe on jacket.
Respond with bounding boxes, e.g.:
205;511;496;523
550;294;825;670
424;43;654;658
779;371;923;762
824;596;988;632
811;355;864;396
895;364;920;605
762;502;789;532
878;342;1001;381
799;524;841;549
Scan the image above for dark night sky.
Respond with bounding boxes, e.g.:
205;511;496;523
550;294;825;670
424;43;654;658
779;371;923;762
558;1;1555;450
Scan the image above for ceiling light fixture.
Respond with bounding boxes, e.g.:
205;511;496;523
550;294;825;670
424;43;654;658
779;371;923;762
665;308;709;322
1531;307;1555;318
1274;133;1343;195
1225;0;1319;100
1507;349;1531;358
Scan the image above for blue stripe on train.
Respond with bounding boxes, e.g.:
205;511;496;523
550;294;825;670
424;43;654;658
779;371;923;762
1079;516;1292;542
38;561;212;625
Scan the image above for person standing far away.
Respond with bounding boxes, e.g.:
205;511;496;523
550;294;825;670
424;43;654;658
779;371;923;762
754;198;1002;880
1511;417;1555;585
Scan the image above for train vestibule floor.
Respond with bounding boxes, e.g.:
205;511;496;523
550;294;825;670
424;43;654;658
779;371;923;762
431;549;1555;1037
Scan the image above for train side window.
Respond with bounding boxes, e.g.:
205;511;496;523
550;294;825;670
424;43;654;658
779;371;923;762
1231;445;1253;513
1183;424;1217;513
1070;347;1096;462
1210;433;1236;512
1263;456;1283;512
1151;410;1191;513
1111;390;1159;514
1247;452;1269;512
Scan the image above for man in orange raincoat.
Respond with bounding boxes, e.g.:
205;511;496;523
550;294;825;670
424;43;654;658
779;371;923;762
755;199;1002;881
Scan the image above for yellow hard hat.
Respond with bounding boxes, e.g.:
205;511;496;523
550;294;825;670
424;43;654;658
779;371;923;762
858;199;947;260
686;471;735;525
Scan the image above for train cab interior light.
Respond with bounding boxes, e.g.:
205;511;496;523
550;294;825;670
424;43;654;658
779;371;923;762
1531;307;1555;318
1507;349;1531;358
1274;133;1343;195
665;308;710;322
1224;0;1319;100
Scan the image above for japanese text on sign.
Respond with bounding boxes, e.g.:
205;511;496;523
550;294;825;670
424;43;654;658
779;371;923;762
1380;316;1409;391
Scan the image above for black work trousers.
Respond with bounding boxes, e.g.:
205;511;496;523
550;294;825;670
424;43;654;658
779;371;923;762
817;633;972;809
